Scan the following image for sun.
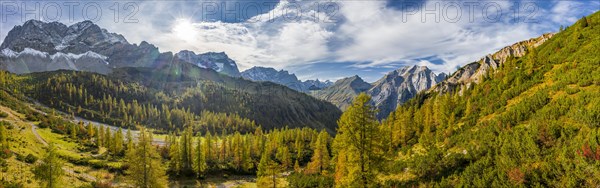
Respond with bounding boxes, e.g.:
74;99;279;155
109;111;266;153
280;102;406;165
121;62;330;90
173;18;197;40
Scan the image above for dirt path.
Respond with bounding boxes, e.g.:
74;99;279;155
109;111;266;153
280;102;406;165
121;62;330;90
62;167;97;182
31;124;48;146
31;124;97;182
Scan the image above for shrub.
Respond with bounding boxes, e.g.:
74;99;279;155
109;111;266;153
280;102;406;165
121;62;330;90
24;154;38;164
0;111;7;118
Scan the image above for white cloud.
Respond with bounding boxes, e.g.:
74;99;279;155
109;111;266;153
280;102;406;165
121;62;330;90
551;1;583;25
2;0;592;80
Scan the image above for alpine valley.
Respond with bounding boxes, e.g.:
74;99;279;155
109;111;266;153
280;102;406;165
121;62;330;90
0;8;598;188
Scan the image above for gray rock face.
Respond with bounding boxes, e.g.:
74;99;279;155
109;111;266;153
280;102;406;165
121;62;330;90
368;65;445;118
0;20;241;76
1;20;127;55
241;66;332;92
312;65;444;118
432;33;555;94
176;50;241;77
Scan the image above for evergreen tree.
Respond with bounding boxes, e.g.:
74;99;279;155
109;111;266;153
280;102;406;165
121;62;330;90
104;126;111;149
95;126;102;147
257;150;270;177
114;127;124;155
194;134;207;178
308;130;330;174
334;93;382;188
86;123;95;139
33;143;64;188
70;124;77;139
125;128;168;188
232;133;244;170
258;150;280;188
180;126;194;174
580;16;589;28
126;129;133;151
204;132;214;169
169;134;181;175
276;146;292;169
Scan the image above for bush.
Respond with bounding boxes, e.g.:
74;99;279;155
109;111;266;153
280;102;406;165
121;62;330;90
0;111;7;118
24;154;38;164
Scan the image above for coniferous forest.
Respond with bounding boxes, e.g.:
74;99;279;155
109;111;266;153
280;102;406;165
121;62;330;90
0;6;598;188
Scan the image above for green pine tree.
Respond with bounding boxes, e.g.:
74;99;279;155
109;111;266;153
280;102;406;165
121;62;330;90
125;128;168;187
33;143;64;188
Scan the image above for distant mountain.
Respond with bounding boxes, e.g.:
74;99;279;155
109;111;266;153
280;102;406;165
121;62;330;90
241;66;332;92
0;20;240;76
369;65;447;118
310;75;372;110
312;66;445;118
175;50;240;77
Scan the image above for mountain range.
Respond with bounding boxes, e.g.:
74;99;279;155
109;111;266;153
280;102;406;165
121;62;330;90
0;20;240;77
311;66;447;118
241;66;332;92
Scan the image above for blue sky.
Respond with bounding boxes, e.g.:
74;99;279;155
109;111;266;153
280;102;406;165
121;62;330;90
1;0;598;82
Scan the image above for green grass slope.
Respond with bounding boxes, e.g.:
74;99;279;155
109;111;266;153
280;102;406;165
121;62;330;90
381;12;600;187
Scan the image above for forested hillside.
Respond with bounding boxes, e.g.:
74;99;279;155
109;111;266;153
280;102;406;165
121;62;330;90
372;13;600;186
0;82;332;187
14;61;341;133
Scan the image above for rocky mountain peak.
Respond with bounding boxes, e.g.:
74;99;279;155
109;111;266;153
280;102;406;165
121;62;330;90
175;50;240;77
312;65;445;118
367;65;445;118
432;33;555;94
67;20;96;33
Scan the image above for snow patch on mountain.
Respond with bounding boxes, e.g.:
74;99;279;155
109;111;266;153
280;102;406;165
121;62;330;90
21;48;49;57
175;50;241;77
3;48;108;63
1;48;18;58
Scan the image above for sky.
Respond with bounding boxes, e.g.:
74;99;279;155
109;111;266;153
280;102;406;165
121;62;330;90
0;0;598;82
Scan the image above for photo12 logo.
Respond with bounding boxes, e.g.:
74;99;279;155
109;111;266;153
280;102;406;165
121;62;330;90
399;1;540;23
0;1;342;24
1;1;139;23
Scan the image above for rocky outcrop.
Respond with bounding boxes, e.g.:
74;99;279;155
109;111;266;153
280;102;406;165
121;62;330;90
432;33;555;94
